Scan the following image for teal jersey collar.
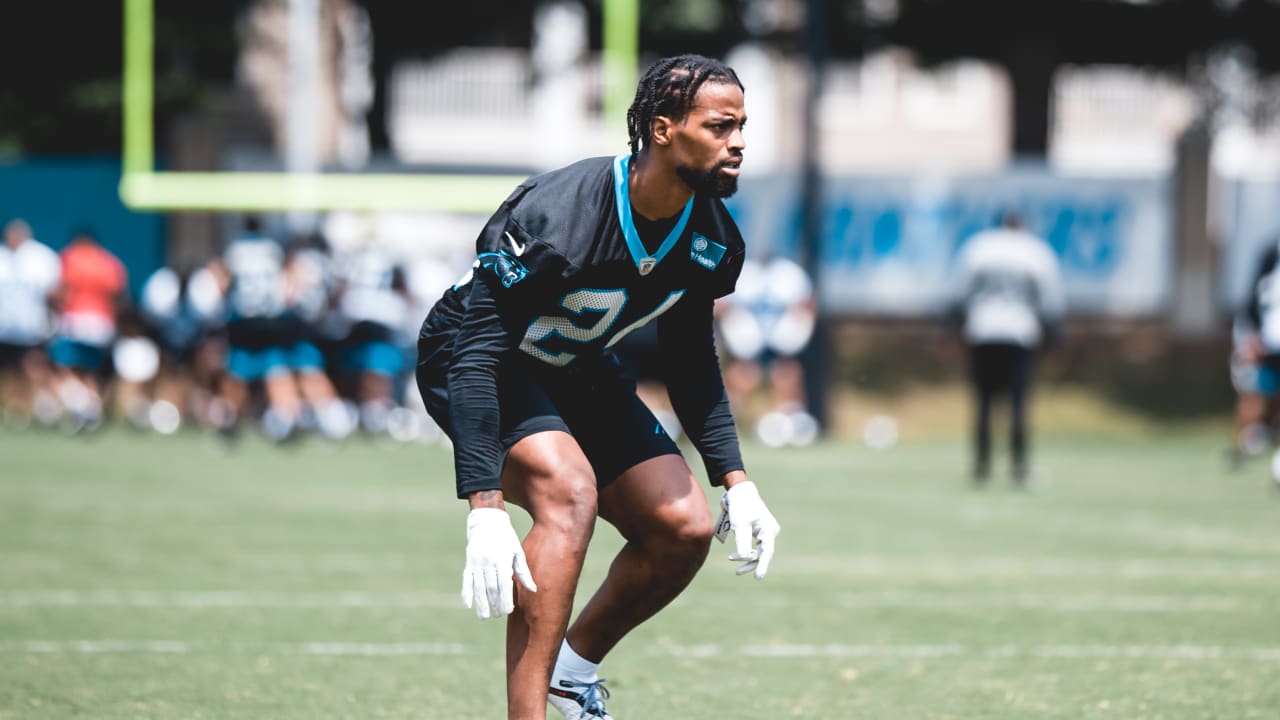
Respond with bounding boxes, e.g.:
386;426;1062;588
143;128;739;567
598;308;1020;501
613;154;694;276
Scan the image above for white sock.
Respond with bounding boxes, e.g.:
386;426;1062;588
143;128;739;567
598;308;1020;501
550;639;601;688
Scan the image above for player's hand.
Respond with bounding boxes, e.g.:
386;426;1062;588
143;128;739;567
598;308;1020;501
462;508;537;619
714;480;780;580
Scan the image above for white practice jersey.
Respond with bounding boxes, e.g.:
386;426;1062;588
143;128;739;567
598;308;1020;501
952;228;1064;347
1241;241;1280;354
287;247;334;324
225;236;288;320
0;239;61;345
338;249;407;330
718;256;815;359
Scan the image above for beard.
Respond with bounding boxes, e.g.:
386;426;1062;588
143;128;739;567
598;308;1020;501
677;161;739;198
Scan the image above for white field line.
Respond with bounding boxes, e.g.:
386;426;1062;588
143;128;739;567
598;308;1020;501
785;555;1280;581
11;640;192;654
0;589;1263;613
9;552;1280;580
3;640;1280;662
0;590;460;608
834;591;1248;612
20;491;454;516
291;642;466;656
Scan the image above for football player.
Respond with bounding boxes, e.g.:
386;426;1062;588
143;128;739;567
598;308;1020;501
333;241;411;435
715;254;819;446
48;229;129;432
208;219;308;443
416;54;780;720
1233;235;1280;485
0;219;61;426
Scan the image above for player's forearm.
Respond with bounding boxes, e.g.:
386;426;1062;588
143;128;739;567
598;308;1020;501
668;368;745;484
671;384;741;464
448;361;506;499
467;489;505;510
718;469;749;489
658;300;745;483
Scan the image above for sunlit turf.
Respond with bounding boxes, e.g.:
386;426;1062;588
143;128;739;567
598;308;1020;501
2;424;1278;719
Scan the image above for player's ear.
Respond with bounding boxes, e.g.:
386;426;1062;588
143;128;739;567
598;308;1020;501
651;115;674;147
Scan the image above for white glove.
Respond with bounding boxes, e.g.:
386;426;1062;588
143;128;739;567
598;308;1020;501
713;480;780;580
462;508;537;619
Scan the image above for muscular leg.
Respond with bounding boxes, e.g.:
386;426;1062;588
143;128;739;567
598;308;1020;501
564;454;714;663
501;431;600;720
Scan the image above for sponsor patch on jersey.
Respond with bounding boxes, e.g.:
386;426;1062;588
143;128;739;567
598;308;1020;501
689;233;726;271
478;251;529;289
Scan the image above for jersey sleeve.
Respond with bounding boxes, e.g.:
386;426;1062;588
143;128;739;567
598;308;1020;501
711;246;745;300
446;272;526;498
446;185;571;498
656;292;744;485
706;202;747;297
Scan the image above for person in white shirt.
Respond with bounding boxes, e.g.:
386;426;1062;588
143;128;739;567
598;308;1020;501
1230;234;1280;484
947;212;1064;486
332;243;411;434
0;219;62;424
715;254;819;446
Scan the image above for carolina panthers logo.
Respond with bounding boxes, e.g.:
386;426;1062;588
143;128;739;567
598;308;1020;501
478;251;529;288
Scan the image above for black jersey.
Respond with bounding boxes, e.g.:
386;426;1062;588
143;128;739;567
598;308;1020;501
420;155;747;497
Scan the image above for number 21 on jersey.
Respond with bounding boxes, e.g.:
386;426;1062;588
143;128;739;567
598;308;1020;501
519;288;684;366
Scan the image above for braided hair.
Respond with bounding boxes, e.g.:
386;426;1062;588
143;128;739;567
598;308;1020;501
626;54;743;156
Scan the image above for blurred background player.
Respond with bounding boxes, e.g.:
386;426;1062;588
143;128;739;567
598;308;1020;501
49;229;129;432
946;211;1065;487
1226;315;1275;467
208;217;310;443
388;251;462;444
136;263;227;433
714;253;818;446
331;236;411;435
1231;233;1280;486
283;231;356;440
0;219;62;426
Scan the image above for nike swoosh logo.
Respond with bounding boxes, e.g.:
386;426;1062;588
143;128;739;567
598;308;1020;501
504;231;526;256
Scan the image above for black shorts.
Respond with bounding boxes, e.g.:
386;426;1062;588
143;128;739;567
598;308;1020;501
418;356;682;488
0;341;39;368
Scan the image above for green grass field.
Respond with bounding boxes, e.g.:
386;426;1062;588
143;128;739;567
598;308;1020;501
2;424;1279;719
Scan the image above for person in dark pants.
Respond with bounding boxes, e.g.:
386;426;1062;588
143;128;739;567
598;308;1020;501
948;212;1064;487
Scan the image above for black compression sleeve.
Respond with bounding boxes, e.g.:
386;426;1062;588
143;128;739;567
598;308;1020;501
447;276;517;498
657;295;744;485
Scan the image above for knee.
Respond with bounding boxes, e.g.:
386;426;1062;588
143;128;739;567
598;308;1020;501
655;504;715;562
535;465;599;539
